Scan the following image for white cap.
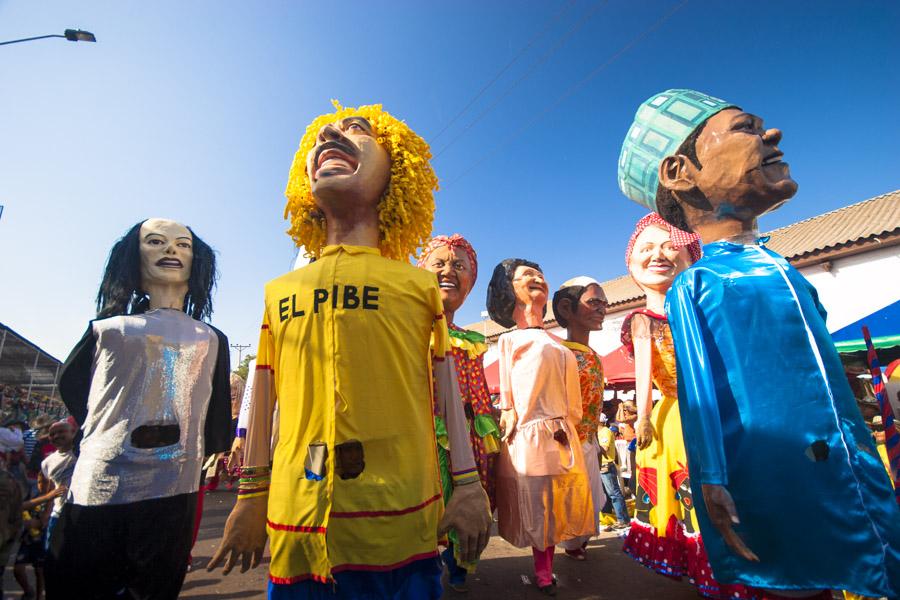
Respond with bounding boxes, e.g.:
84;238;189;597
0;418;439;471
559;276;601;290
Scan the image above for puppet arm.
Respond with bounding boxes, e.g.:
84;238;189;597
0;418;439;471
667;274;757;562
666;276;727;485
205;326;233;456
434;353;492;565
58;324;96;425
497;335;517;441
631;315;656;450
209;312;275;575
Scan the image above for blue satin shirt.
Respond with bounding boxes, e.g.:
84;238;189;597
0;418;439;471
666;240;900;597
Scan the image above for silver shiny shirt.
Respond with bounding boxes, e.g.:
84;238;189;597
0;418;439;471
69;309;218;505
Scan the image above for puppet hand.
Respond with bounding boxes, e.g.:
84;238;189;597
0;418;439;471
636;417;655;450
499;408;517;443
227;437;244;472
208;495;268;574
437;482;492;564
701;484;759;563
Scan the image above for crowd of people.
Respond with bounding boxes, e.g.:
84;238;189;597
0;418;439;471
0;385;69;426
0;414;77;599
5;89;897;600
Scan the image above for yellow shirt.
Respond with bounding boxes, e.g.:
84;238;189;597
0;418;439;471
244;245;449;584
598;426;617;466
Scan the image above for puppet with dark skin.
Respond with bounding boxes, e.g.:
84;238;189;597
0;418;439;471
640;92;900;598
656;107;795;563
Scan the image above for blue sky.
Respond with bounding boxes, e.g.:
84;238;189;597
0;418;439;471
1;1;898;363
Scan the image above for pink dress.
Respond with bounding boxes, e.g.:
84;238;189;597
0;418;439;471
495;328;595;549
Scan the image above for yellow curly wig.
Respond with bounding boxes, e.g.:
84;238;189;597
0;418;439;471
284;101;439;261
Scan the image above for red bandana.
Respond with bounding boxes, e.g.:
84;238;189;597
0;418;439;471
417;234;478;283
625;213;702;268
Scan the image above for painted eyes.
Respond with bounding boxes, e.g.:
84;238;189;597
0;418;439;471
431;260;466;272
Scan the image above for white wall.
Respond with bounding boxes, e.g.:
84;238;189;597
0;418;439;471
797;244;900;333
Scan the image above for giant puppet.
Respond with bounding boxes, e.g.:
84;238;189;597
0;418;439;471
417;234;499;592
551;276;608;561
618;89;900;598
619;213;757;598
49;219;232;599
487;259;593;596
209;103;491;599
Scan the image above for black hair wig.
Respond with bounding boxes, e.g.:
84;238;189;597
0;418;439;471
655;120;707;232
486;258;544;329
551;284;591;329
95;220;218;321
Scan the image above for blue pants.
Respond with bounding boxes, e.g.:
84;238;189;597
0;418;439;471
268;556;442;600
600;464;629;523
441;543;467;587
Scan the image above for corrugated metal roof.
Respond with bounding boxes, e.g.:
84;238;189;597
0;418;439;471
765;189;900;259
464;190;900;337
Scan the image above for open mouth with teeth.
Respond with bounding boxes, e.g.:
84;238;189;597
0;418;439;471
156;258;183;269
314;142;359;179
439;281;458;290
647;260;674;274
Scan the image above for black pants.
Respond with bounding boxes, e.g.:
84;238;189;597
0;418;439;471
45;492;197;600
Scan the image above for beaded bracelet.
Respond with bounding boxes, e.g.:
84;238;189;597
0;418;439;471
237;465;271;500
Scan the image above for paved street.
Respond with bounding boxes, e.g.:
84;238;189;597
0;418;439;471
182;490;700;600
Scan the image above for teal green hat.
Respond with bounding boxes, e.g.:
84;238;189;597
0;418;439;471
617;89;736;211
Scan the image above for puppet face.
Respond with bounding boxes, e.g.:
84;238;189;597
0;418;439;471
139;219;193;288
305;116;391;212
568;284;608;332
423;245;475;315
512;265;548;307
686;108;797;219
628;225;691;294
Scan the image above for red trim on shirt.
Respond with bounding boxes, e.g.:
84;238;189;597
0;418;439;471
266;520;326;534
255;364;274;372
330;493;441;518
268;572;332;585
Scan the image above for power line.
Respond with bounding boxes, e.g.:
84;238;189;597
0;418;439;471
433;0;611;160
429;0;578;145
444;0;690;188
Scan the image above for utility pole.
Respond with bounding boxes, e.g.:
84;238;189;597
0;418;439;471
230;343;251;368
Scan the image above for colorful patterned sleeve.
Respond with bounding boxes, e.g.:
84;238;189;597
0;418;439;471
239;308;278;499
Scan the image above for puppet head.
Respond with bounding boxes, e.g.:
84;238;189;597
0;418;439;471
618;89;797;233
625;213;700;296
96;219;217;320
417;234;478;319
486;258;547;329
552;276;607;332
230;372;246;412
284;101;439;261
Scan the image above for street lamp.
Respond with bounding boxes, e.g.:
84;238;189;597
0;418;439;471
0;29;97;47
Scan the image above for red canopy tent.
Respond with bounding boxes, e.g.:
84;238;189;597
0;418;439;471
482;344;635;394
601;345;635;387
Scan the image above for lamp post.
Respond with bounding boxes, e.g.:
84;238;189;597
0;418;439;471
0;29;97;46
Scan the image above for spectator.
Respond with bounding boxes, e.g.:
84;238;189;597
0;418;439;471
616;400;638;442
40;421;76;547
598;415;629;529
0;466;24;589
24;416;52;460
